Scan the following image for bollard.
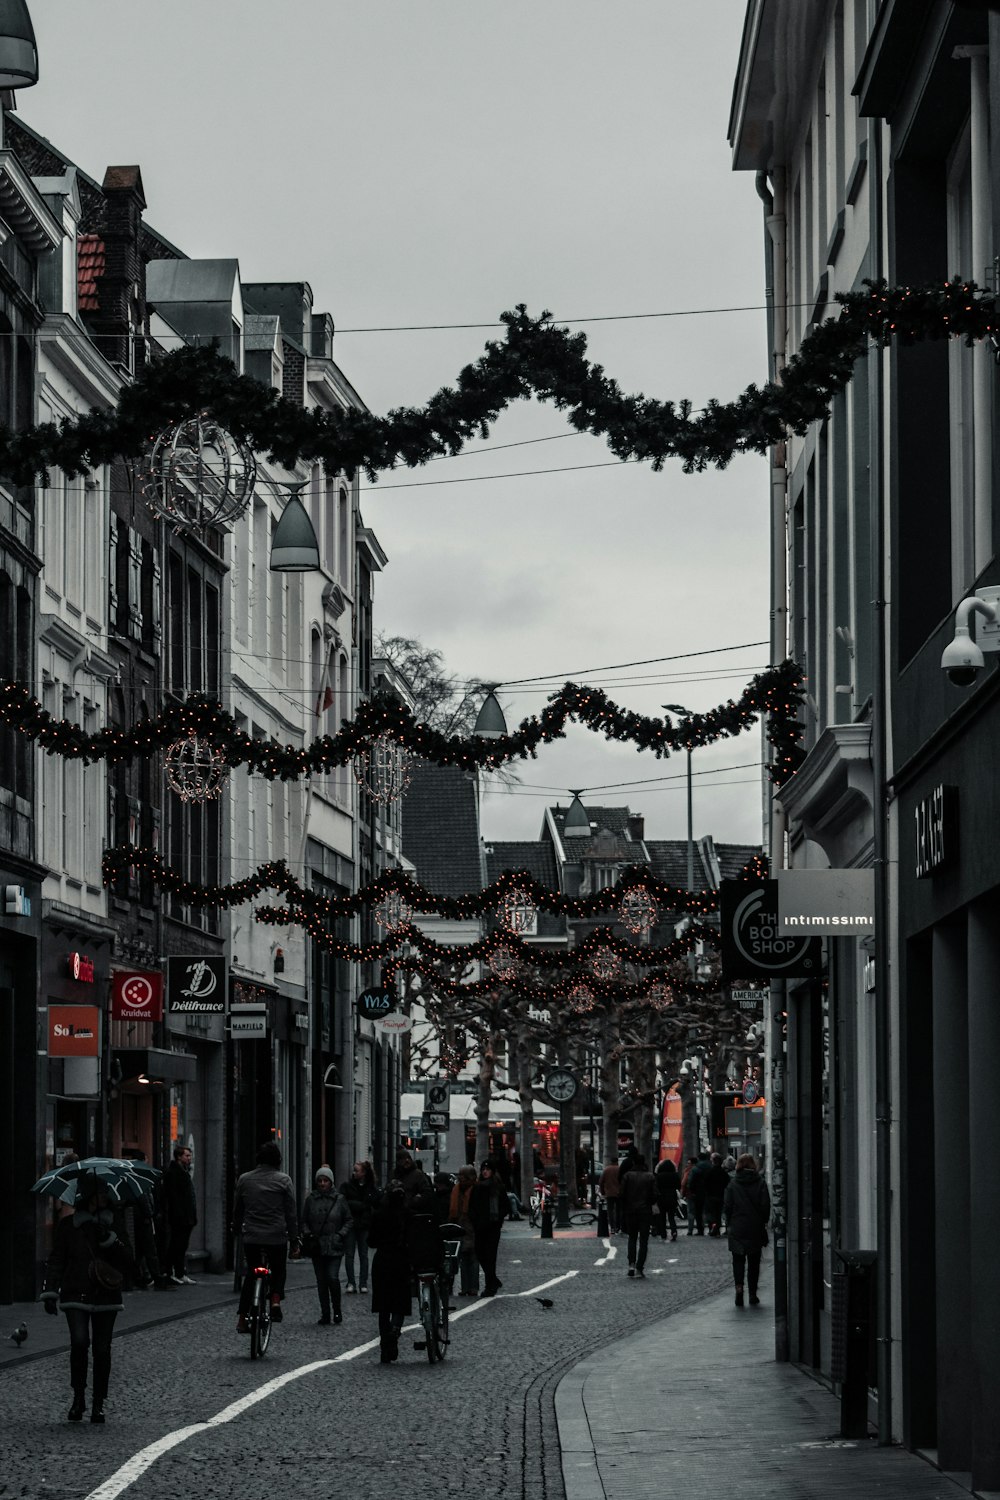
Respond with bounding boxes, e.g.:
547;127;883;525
540;1202;554;1239
597;1203;609;1238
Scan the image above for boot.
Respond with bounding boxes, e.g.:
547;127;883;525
90;1398;106;1424
332;1285;343;1325
68;1390;86;1422
735;1286;744;1307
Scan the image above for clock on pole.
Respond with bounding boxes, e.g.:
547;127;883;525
545;1068;578;1105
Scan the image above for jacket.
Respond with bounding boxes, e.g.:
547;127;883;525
41;1213;133;1314
686;1158;711;1200
448;1181;475;1252
232;1166;298;1246
654;1159;681;1207
300;1188;351;1256
368;1195;413;1316
704;1163;730;1205
468;1178;508;1229
620;1168;655;1217
342;1176;380;1233
723;1170;771;1252
598;1163;621;1199
164;1160;197;1228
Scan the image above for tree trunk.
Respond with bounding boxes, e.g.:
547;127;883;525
474;1029;499;1164
599;1013;620;1172
679;1072;698;1163
515;1030;536;1207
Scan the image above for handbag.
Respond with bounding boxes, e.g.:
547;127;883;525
90;1256;124;1292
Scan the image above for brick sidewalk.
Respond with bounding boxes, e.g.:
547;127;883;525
555;1286;969;1500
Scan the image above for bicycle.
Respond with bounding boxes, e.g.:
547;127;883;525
410;1218;461;1363
528;1179;555;1228
246;1255;272;1360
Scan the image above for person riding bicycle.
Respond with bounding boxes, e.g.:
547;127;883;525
232;1141;299;1335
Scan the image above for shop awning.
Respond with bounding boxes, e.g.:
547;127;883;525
113;1048;197;1086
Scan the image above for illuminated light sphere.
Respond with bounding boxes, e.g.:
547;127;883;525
353;734;412;807
647;980;673;1012
591;945;621;981
372;890;412;933
567;982;596;1014
145;413;256;534
619;888;658;935
498;886;536;935
490;944;521;982
164;734;229;803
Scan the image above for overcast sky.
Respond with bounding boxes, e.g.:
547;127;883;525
24;1;771;849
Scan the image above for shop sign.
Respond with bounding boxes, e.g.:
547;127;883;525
68;951;95;983
915;784;956;879
776;869;874;936
374;1010;412;1036
168;955;226;1013
720;879;821;979
49;1004;99;1057
730;986;765;1011
4;884;30;916
357;988;393;1021
111;969;164;1023
230;1006;267;1040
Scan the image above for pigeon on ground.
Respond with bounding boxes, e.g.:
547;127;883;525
536;1298;554;1309
9;1323;27;1346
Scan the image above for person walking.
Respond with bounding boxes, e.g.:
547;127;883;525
686;1151;711;1236
723;1154;771;1307
621;1154;655;1278
680;1156;697;1235
704;1152;730;1237
654;1155;682;1241
448;1164;479;1296
342;1159;380;1295
599;1158;622;1234
368;1181;412;1363
164;1143;198;1284
232;1142;299;1333
41;1173;133;1423
468;1160;507;1296
301;1166;351;1325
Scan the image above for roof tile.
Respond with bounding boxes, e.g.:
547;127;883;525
77;233;104;312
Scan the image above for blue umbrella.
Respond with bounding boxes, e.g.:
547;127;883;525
31;1157;160;1207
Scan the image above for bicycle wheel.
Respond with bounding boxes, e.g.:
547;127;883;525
250;1275;271;1359
433;1275;449;1361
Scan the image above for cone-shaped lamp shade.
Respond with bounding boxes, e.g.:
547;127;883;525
563;792;591;837
270;494;320;571
473;689;507;739
0;2;37;88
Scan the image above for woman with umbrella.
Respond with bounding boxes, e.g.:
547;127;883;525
39;1169;134;1422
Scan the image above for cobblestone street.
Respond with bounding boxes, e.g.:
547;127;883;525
0;1224;730;1500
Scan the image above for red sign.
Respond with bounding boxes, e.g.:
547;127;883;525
112;969;164;1023
68;951;95;983
49;1005;99;1057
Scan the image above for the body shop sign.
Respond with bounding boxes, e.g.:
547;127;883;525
720;879;821;979
112;969;163;1023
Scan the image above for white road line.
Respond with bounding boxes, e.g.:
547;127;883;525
86;1272;581;1498
594;1239;617;1266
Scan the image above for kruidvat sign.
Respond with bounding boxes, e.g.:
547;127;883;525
776;868;875;936
720;879;821;980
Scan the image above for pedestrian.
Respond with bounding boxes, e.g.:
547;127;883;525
721;1155;737;1231
41;1172;133;1423
164;1143;198;1285
704;1152;730;1237
723;1154;771;1307
431;1170;455;1223
448;1164;479;1296
393;1149;433;1210
599;1158;622;1233
686;1151;711;1236
342;1159;380;1295
232;1141;299;1333
301;1165;351;1326
680;1155;697;1235
621;1154;655;1278
468;1160;507;1296
654;1155;682;1241
368;1181;412;1363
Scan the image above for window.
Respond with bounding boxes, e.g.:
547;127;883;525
325;478;336;576
165;549;222;698
339;488;349;588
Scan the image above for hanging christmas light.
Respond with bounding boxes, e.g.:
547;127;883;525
498;886;536;935
164;734;229;803
647;980;673;1011
373;890;413;933
353;734;412;806
619;888;658;935
591;945;621;981
490;944;521;982
145;413;256;534
567;982;596;1014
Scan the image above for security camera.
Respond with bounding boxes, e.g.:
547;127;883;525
942;591;1000;686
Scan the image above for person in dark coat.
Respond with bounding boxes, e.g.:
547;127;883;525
41;1173;134;1423
393;1150;433;1211
654;1156;682;1241
723;1154;771;1306
704;1152;730;1237
368;1182;412;1362
164;1143;198;1284
685;1152;711;1235
620;1155;655;1277
468;1160;507;1296
301;1166;351;1325
341;1159;380;1294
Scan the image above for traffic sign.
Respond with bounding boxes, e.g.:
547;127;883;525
742;1080;760;1105
423;1111;449;1131
425;1080;451;1112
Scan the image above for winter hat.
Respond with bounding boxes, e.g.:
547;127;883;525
314;1166;335;1186
723;1156;736;1171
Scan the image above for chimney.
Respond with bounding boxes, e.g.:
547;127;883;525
96;164;146;372
628;814;645;842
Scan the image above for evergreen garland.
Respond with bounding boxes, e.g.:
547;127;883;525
0;278;991;484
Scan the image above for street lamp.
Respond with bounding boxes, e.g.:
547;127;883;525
473;687;508;737
0;2;37;91
563;790;591;837
270;480;321;572
663;704;696;973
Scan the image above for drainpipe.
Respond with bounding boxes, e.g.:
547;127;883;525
954;46;992;573
757;165;790;1365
